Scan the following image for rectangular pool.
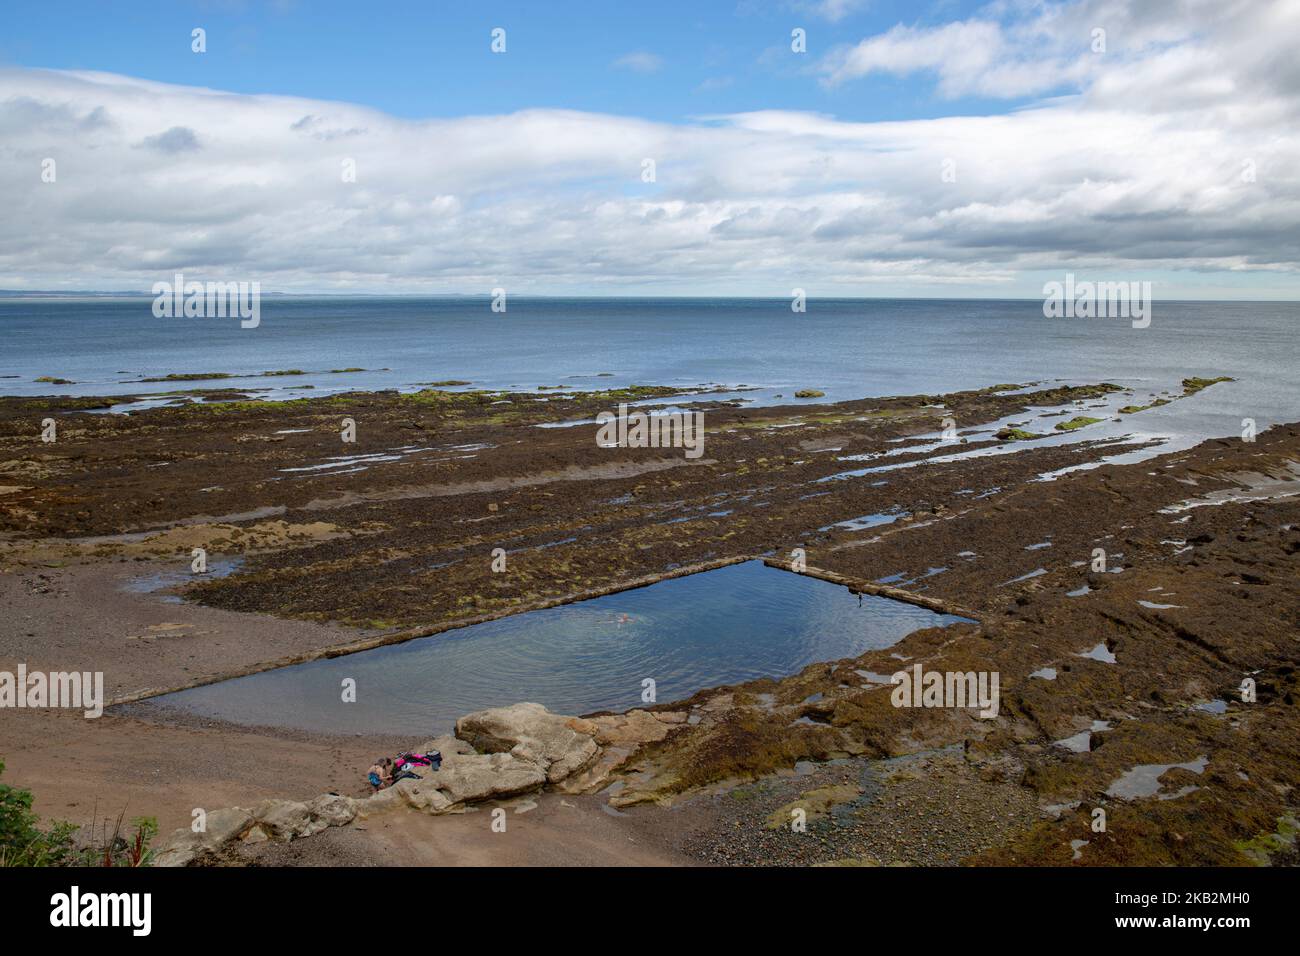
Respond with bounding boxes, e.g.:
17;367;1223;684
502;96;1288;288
153;560;971;735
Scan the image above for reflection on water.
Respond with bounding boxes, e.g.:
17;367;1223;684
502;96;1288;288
154;560;972;735
1106;756;1208;800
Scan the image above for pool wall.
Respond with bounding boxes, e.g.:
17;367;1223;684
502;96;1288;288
115;552;981;711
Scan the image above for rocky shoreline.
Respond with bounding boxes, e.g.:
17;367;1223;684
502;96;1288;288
2;378;1297;866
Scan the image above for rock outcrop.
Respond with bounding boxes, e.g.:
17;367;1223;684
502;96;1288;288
456;701;600;783
151;807;254;867
414;750;547;805
153;796;359;867
152;702;685;865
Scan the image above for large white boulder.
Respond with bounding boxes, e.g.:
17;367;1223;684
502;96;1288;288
251;799;314;842
308;793;359;829
432;750;548;803
455;702;599;783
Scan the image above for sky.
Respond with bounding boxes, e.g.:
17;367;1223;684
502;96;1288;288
2;0;1298;298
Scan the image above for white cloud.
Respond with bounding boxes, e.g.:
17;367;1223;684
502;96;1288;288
800;0;870;22
821;20;1018;95
612;52;664;74
817;0;1294;103
1;0;1298;295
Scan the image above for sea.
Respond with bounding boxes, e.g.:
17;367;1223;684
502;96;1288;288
1;295;1295;452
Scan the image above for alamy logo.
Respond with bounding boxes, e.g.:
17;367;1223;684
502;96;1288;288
891;665;1000;719
0;665;103;718
50;886;151;936
595;403;704;459
1042;273;1151;328
151;272;260;328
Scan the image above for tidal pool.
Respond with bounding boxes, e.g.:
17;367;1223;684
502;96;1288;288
153;560;972;735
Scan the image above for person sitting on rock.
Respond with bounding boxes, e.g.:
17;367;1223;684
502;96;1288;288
367;757;393;791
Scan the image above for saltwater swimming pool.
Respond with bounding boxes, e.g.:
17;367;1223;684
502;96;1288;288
153;560;972;735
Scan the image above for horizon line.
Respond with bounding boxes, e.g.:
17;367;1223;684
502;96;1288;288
2;291;1298;305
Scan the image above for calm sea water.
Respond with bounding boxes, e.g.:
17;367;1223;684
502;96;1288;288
1;297;1296;450
155;561;971;735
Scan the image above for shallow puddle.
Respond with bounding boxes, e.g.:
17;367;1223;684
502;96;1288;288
1105;756;1208;800
152;560;972;735
1000;567;1047;586
124;558;244;601
1076;642;1118;665
1076;643;1117;664
818;509;908;532
1054;721;1110;753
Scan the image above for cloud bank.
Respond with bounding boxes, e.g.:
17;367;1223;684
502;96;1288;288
1;0;1297;295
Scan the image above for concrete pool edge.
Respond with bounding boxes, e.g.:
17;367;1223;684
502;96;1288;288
108;552;760;708
761;558;983;621
110;553;983;711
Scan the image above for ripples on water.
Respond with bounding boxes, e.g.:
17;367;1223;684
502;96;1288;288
156;561;971;735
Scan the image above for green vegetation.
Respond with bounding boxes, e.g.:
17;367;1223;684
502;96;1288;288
330;367;366;373
2;396;115;412
401;388;505;406
139;372;233;383
0;757;61;865
996;426;1041;441
139;369;306;383
33;376;74;385
1118;399;1170;414
1032;383;1125;403
764;784;863;829
588;384;682;402
1054;416;1103;432
1182;376;1234;394
794;389;826;398
1;759;157;867
1235;815;1298;866
1117;377;1230;415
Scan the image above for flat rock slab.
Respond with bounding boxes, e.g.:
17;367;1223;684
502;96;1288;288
427;750;548;804
456;702;599;783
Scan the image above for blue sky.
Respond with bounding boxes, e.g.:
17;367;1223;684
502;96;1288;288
2;0;1298;298
1;1;1027;124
